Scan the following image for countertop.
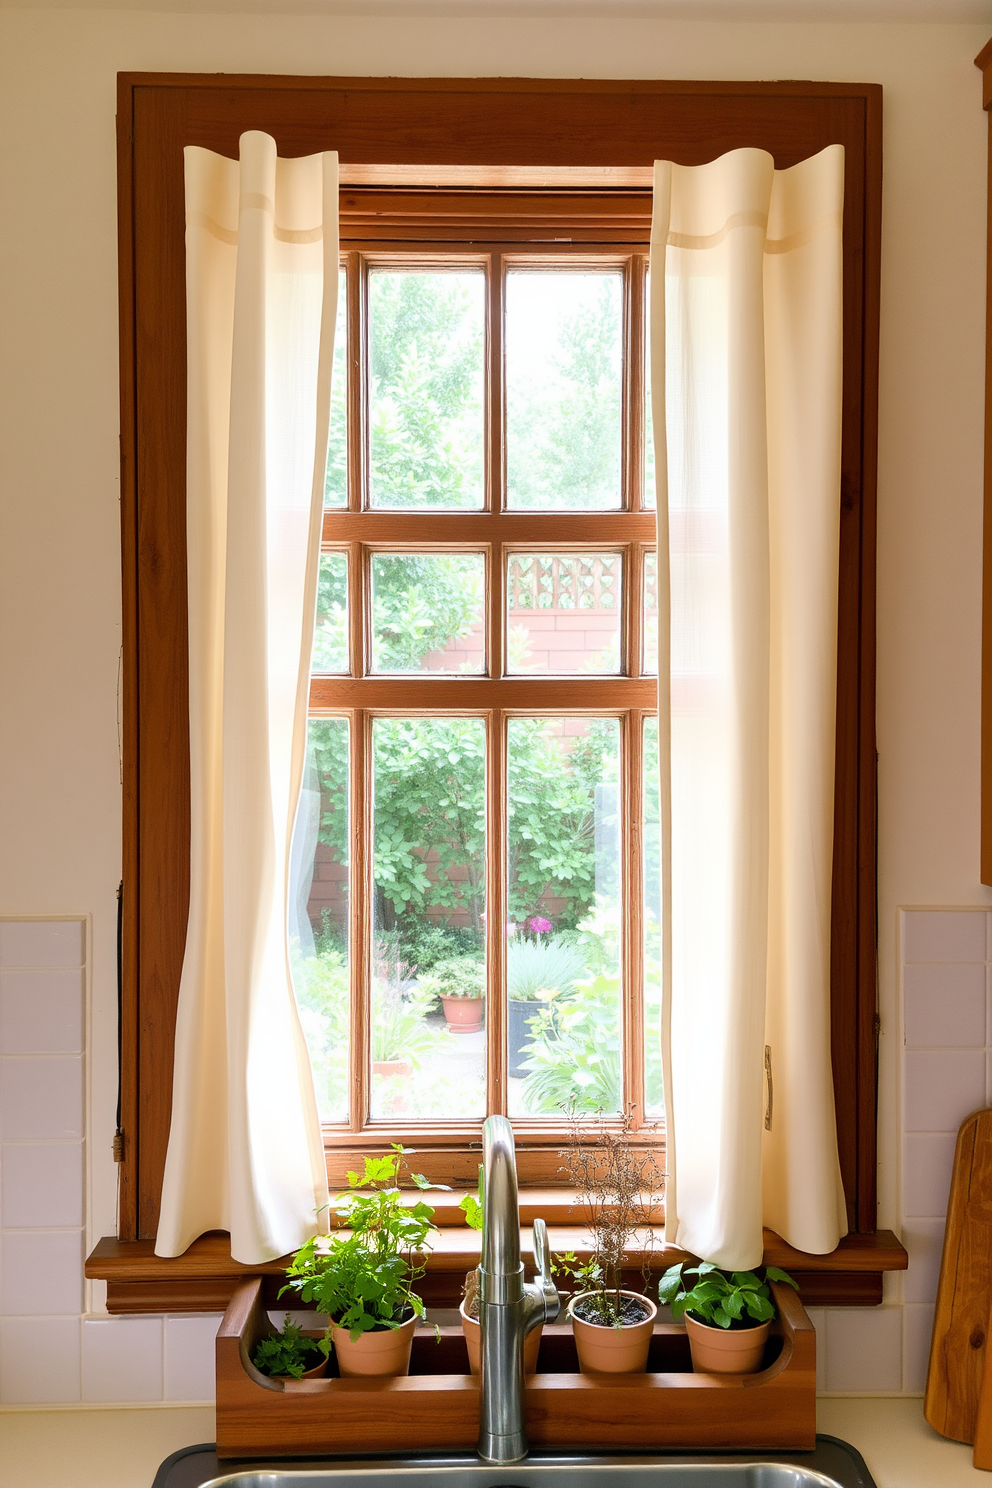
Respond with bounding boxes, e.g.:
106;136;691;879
0;1399;987;1488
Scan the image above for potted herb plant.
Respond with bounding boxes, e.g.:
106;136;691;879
658;1261;799;1375
558;1110;665;1374
281;1147;440;1378
506;933;586;1077
370;981;444;1114
456;1168;543;1375
251;1314;327;1381
429;955;485;1034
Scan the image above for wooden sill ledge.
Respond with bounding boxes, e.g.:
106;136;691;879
86;1226;907;1315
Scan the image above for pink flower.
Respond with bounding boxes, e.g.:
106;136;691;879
528;915;553;935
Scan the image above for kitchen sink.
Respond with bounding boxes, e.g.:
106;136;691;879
152;1441;876;1488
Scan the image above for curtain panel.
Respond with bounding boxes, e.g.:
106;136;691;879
652;146;849;1270
155;132;336;1264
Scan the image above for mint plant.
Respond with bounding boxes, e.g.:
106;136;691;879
252;1315;324;1379
658;1262;798;1330
281;1147;443;1344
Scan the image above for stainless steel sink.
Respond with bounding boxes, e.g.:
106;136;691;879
153;1441;876;1488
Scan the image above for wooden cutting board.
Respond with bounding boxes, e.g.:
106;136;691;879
925;1108;992;1454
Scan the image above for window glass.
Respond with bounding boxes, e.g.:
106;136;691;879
370;717;487;1120
368;270;485;510
324;267;348;508
643;550;658;677
644;269;656;511
506;270;622;511
642;715;663;1119
371;553;485;674
292;719;350;1121
506;552;621;675
312;552;348;673
506;717;622;1117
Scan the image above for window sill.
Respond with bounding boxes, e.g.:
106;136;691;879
86;1223;907;1315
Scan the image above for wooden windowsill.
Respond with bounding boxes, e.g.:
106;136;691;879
86;1224;907;1315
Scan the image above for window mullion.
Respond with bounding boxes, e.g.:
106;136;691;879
346;250;363;513
487;251;505;517
623;709;645;1127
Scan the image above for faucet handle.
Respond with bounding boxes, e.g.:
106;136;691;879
531;1217;560;1323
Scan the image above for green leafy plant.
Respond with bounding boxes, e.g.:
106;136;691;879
370;978;445;1066
432;955;485;1000
507;935;587;1003
252;1315;324;1379
519;973;622;1115
281;1148;442;1344
658;1263;799;1330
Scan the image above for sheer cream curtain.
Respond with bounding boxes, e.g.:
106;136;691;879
155;132;336;1264
652;146;849;1269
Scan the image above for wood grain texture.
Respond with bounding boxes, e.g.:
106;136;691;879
90;1226;906;1313
118;73;881;1241
214;1278;815;1458
925;1110;992;1447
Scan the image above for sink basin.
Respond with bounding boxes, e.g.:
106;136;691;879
153;1440;876;1488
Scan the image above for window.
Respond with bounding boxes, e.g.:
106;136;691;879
290;230;662;1180
115;75;880;1243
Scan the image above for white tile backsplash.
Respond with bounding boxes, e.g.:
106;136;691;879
904;962;986;1048
0;920;84;969
0;1055;83;1139
903;1133;957;1218
903;1304;936;1395
902;1219;947;1304
164;1314;219;1402
825;1308;904;1393
81;1316;163;1402
1;1141;84;1228
0;1229;84;1316
0;969;85;1054
903;911;988;964
904;1049;986;1132
0;1316;81;1404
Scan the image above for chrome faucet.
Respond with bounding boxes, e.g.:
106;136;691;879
477;1114;560;1464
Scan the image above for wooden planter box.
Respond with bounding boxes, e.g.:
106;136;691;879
216;1278;815;1459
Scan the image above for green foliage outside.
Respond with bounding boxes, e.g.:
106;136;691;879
282;1149;441;1345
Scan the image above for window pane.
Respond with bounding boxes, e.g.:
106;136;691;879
507;552;621;675
312;552;348;673
506;717;622;1117
643;550;658;676
371;553;485;674
324;267;348;508
371;717;486;1120
642;716;663;1119
506;270;622;511
292;719;350;1122
368;270;485;510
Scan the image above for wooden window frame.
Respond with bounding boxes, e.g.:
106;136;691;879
319;240;660;1172
113;73;882;1253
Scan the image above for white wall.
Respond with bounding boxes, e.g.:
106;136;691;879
0;6;989;1403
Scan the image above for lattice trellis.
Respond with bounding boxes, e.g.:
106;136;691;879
508;552;619;611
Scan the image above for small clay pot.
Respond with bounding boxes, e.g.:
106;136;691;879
568;1290;657;1374
371;1058;413;1079
330;1312;417;1378
684;1314;771;1374
459;1299;543;1376
441;995;484;1033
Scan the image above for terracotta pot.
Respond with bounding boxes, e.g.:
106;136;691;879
441;995;484;1033
684;1314;771;1374
459;1299;543;1376
330;1312;418;1378
371;1058;413;1079
568;1290;657;1374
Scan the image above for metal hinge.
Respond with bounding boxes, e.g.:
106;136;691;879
113;1130;124;1163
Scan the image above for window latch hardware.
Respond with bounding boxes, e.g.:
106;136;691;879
764;1045;773;1132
